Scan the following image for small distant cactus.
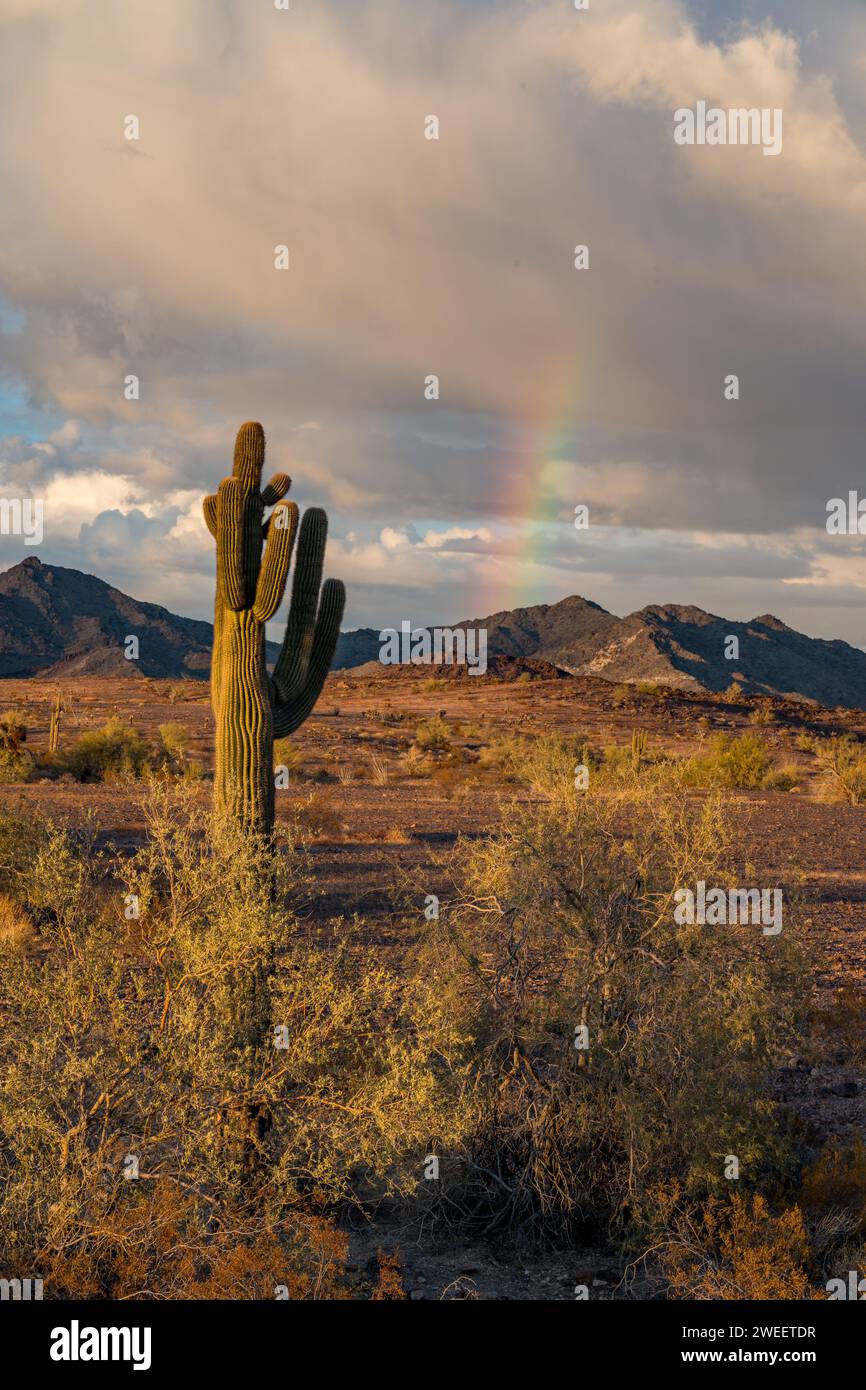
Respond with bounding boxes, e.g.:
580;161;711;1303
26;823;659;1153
631;727;648;769
49;688;65;754
204;423;345;834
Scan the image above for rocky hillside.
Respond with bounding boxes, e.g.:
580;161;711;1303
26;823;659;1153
452;596;866;706
0;558;213;679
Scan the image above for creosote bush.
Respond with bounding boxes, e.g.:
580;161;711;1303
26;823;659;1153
814;734;866;805
413;714;451;753
410;760;807;1243
680;731;771;790
62;717;152;783
0;710;33;782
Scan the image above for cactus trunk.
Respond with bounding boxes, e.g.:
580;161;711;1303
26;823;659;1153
215;609;274;830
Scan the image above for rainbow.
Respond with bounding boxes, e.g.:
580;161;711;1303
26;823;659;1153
499;369;587;610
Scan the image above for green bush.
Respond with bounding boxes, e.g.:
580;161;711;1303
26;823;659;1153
158;721;190;763
681;732;771;790
814;735;866;805
479;732;596;793
414;714;451;753
63;717;152;783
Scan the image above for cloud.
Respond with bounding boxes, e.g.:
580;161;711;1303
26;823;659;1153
1;1;866;640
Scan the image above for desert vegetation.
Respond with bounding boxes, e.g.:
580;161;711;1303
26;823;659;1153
1;693;864;1301
0;666;865;1299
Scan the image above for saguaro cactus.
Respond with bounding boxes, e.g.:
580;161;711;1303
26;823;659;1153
204;422;345;834
631;727;648;769
49;688;65;754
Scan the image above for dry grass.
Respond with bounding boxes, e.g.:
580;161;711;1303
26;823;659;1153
0;893;34;951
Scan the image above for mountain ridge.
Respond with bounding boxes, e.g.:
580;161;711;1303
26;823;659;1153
2;558;866;708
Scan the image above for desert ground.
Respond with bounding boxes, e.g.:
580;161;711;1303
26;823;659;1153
1;668;864;1298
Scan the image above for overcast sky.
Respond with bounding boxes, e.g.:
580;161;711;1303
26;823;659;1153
2;0;866;644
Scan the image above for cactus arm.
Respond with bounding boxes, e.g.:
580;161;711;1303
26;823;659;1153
272;508;328;699
232;420;266;492
253;501;299;623
216;479;246;610
272;578;345;738
262;473;291;507
204;493;223;715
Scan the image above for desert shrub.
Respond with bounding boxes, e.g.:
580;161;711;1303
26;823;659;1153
273;737;302;778
763;763;802;792
655;1190;816;1300
31;1180;352;1301
0;710;27;752
0;711;33;782
368;754;390;786
479;732;596;794
478;739;525;772
0;747;34;783
370;1249;405;1300
522;732;597;794
63;717;152;783
0;801;49;895
414;714;451;753
814;735;866;805
294;792;344;839
477;733;524;774
724;681;744;700
410;763;806;1243
749;700;775;726
0;789;463;1296
157;720;190;774
681;732;771;790
167;683;198;704
419;678;449;694
795;732;817;753
401;745;434;778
